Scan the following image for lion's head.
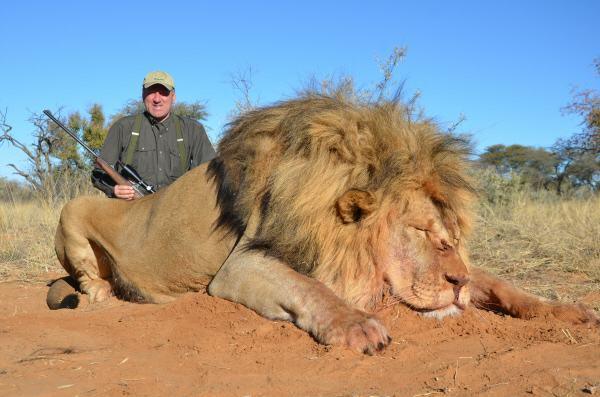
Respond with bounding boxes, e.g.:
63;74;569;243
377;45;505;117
208;94;476;318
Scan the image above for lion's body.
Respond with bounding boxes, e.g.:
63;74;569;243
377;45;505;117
51;94;598;352
54;164;235;304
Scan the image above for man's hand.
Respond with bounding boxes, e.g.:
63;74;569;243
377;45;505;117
114;185;136;200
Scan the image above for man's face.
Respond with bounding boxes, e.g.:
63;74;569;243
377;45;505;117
143;84;176;120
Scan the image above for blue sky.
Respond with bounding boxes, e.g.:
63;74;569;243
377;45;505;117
1;1;598;180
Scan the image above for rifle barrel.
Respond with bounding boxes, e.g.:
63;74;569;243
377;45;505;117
42;110;97;158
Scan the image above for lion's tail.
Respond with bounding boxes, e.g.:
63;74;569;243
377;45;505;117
47;276;80;310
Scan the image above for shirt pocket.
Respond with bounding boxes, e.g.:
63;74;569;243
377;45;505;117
167;147;184;180
132;147;156;181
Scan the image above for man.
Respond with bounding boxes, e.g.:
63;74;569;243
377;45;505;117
92;71;215;199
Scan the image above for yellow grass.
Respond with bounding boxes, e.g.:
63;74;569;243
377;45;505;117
0;200;63;280
1;192;598;309
469;194;600;306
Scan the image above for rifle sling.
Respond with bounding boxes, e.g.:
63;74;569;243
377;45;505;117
124;113;143;167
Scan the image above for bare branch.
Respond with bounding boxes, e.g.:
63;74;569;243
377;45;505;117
373;46;407;103
0;107;12;134
404;89;422;123
447;113;467;134
230;66;257;116
1;129;36;160
0;108;63;194
7;163;41;190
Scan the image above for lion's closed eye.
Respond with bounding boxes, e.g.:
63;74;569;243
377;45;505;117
408;223;430;234
407;225;429;240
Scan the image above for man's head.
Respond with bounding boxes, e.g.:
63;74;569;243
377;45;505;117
142;71;176;121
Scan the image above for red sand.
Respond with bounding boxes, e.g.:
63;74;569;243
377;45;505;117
0;279;598;397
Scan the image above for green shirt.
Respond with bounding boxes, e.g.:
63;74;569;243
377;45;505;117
92;112;215;196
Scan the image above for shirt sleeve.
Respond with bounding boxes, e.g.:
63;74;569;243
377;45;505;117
188;120;216;169
91;119;125;197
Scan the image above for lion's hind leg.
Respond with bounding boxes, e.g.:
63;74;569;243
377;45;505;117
70;240;114;304
54;221;114;307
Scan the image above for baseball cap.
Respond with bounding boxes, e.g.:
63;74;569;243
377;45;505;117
143;71;175;91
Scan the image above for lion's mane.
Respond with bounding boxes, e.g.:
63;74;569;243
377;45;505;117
208;94;476;308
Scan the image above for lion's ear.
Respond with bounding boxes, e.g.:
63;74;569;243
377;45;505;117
336;189;378;224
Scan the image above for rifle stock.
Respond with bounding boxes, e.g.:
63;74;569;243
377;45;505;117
95;157;145;199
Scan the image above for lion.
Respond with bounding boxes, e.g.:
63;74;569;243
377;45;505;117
49;93;599;354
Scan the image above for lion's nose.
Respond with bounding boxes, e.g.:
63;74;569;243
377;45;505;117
445;273;470;303
445;273;469;287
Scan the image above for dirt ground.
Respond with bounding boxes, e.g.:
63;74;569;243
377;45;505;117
0;277;598;397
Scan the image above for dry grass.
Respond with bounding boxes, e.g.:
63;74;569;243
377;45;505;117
0;199;64;281
469;193;600;307
0;186;598;309
0;175;99;282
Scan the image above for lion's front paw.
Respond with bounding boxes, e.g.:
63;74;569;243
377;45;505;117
321;309;391;354
551;303;600;326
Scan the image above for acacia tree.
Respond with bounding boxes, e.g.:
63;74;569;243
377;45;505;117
554;57;600;193
563;58;600;147
479;144;559;190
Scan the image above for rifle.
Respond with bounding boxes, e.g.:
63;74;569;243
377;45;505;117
43;110;155;198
